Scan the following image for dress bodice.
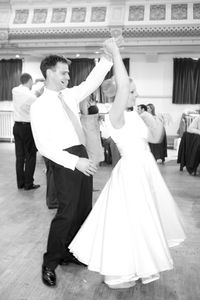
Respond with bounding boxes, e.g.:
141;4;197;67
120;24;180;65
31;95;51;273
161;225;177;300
108;111;150;157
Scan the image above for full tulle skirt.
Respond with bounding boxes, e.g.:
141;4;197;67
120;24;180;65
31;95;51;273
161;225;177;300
69;150;185;285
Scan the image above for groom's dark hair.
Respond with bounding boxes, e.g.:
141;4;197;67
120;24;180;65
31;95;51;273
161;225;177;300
40;55;71;79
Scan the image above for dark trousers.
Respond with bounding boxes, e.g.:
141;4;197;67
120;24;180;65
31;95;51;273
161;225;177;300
149;129;168;162
13;122;37;188
43;145;93;270
43;157;58;209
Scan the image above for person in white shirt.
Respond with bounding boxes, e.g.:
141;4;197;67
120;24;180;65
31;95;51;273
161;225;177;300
12;73;40;190
30;41;113;287
187;115;200;135
137;104;147;115
138;104;164;145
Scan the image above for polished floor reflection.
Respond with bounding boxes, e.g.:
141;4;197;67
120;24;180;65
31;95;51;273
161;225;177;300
0;142;199;300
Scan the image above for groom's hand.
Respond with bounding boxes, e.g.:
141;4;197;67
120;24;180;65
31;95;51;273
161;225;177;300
76;158;98;176
103;37;120;58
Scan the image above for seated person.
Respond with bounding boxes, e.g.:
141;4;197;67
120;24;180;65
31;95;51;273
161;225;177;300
187;116;200;135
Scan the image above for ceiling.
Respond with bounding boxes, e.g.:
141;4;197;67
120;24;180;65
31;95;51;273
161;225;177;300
0;0;200;59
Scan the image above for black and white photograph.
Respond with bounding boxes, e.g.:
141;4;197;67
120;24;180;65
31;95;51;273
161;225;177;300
0;0;200;299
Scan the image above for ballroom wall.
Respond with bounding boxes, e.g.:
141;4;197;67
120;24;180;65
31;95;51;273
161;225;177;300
130;53;200;135
18;52;199;136
1;51;199;137
1;0;200;137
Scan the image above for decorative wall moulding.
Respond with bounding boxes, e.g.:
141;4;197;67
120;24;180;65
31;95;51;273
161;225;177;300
193;3;200;19
150;5;166;21
51;8;67;23
91;7;107;22
9;23;200;39
109;5;125;25
0;9;11;27
10;2;200;27
32;9;48;24
13;9;29;24
171;4;187;20
0;30;8;42
6;1;200;45
9;27;111;40
128;5;145;21
123;24;200;38
70;8;86;22
110;27;123;38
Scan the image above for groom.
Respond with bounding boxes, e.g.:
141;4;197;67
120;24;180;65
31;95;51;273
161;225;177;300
30;40;114;287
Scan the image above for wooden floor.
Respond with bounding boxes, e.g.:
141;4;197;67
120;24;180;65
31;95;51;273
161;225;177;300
0;143;200;300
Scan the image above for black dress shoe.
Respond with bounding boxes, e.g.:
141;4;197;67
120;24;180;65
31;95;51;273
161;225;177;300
42;266;56;287
60;255;86;267
24;184;40;190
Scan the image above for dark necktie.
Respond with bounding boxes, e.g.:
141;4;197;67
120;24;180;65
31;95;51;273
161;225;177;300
58;92;86;146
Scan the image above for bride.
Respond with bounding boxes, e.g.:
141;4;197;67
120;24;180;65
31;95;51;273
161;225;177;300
69;38;185;289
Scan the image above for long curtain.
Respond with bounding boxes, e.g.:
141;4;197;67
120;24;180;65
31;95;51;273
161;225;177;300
68;58;95;88
172;58;200;104
194;59;200;104
67;57;129;103
104;58;129;80
0;59;22;101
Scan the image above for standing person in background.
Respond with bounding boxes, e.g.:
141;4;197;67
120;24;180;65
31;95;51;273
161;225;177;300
99;115;113;165
137;104;147;115
30;40;113;287
187;115;200;135
80;93;104;166
12;73;40;190
147;103;156;116
137;103;165;158
147;103;167;163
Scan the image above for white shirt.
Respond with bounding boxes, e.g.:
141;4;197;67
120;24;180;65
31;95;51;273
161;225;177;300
30;56;113;170
12;85;37;122
140;111;164;143
187;116;200;134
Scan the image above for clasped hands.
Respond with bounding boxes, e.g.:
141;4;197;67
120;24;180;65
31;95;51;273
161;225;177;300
101;36;124;60
76;158;98;176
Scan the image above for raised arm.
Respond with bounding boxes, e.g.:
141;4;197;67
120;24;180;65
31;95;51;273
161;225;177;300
66;55;113;104
103;38;130;129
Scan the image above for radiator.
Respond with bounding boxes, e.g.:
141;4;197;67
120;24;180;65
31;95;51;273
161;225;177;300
0;110;14;142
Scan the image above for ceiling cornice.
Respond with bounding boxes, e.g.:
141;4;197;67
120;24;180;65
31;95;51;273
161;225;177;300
1;0;200;58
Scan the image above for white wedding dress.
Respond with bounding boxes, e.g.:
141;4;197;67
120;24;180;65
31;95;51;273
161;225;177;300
69;111;185;287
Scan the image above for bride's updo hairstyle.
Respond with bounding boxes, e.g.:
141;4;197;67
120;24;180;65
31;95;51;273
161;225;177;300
101;76;135;99
101;76;117;98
